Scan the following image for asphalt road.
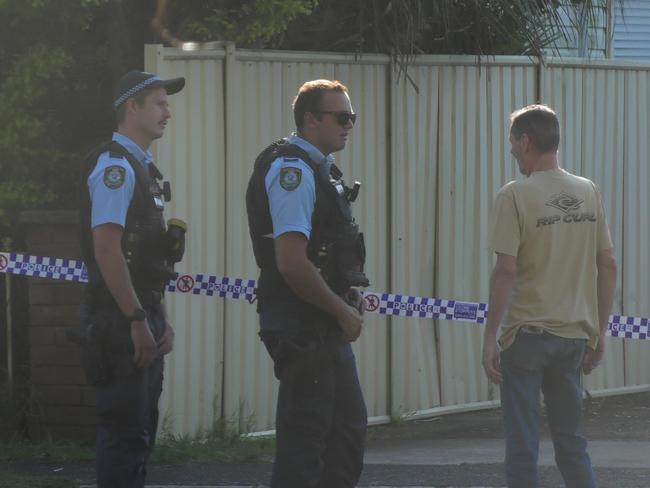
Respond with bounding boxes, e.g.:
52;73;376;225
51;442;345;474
8;390;650;487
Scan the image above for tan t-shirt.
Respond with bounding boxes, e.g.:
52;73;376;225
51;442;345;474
488;168;613;350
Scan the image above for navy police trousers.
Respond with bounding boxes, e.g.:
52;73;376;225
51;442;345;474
260;300;367;488
86;303;165;488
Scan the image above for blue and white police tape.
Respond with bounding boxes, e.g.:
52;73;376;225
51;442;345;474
0;251;646;340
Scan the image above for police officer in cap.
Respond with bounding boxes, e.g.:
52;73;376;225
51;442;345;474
79;70;185;488
247;79;369;488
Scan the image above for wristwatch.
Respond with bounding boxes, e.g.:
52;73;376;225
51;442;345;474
126;307;147;322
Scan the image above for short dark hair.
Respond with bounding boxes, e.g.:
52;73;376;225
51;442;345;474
509;104;560;154
292;79;348;131
115;89;151;125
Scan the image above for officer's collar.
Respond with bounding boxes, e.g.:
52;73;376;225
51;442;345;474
112;132;153;168
287;134;334;167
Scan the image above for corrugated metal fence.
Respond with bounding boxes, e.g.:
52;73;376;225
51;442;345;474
145;45;650;435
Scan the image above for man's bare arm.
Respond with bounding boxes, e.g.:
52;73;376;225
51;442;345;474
93;224;156;367
93;224;140;314
596;248;617;336
583;248;617;374
482;253;517;384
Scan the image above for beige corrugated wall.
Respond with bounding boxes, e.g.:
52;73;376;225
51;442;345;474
435;59;538;408
622;67;650;387
146;45;650;435
390;62;441;415
145;45;228;435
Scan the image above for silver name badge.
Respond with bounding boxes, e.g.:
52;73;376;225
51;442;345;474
153;196;164;209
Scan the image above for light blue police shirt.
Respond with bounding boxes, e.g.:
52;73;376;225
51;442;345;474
88;132;153;228
265;134;334;238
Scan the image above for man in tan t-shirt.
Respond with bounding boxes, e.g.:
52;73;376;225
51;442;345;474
481;104;617;488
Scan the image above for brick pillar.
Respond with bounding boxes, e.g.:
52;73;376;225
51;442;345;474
21;210;96;441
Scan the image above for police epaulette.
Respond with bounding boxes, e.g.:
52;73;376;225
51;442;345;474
108;151;127;161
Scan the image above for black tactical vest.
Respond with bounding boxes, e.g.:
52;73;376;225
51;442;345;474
246;139;369;301
80;141;174;307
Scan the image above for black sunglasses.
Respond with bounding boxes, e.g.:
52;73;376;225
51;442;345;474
315;111;357;126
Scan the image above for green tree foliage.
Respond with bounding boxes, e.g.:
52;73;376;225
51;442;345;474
163;0;615;57
0;46;71;221
0;0;156;237
166;0;318;47
271;0;615;60
0;0;319;238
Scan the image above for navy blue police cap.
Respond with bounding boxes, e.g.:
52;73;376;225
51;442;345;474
113;70;185;109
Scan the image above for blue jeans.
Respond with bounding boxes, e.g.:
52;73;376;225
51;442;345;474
500;330;596;488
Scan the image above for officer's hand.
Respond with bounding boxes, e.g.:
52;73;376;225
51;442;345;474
336;302;364;342
344;287;365;316
157;322;175;356
131;320;157;368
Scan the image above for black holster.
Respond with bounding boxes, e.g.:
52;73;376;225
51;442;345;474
66;319;112;387
324;223;370;294
261;326;341;381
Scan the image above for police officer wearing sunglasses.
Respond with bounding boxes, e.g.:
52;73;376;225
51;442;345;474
247;79;370;487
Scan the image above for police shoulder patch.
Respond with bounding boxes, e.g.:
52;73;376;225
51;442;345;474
280;166;302;191
103;165;126;189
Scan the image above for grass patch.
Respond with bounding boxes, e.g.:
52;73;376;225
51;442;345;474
153;408;275;463
153;431;275;463
0;442;94;463
0;409;275;465
0;434;274;465
0;469;80;488
0;433;274;466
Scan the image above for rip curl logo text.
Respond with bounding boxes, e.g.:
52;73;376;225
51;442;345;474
536;212;597;227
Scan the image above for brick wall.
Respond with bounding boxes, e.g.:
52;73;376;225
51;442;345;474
21;210;96;441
